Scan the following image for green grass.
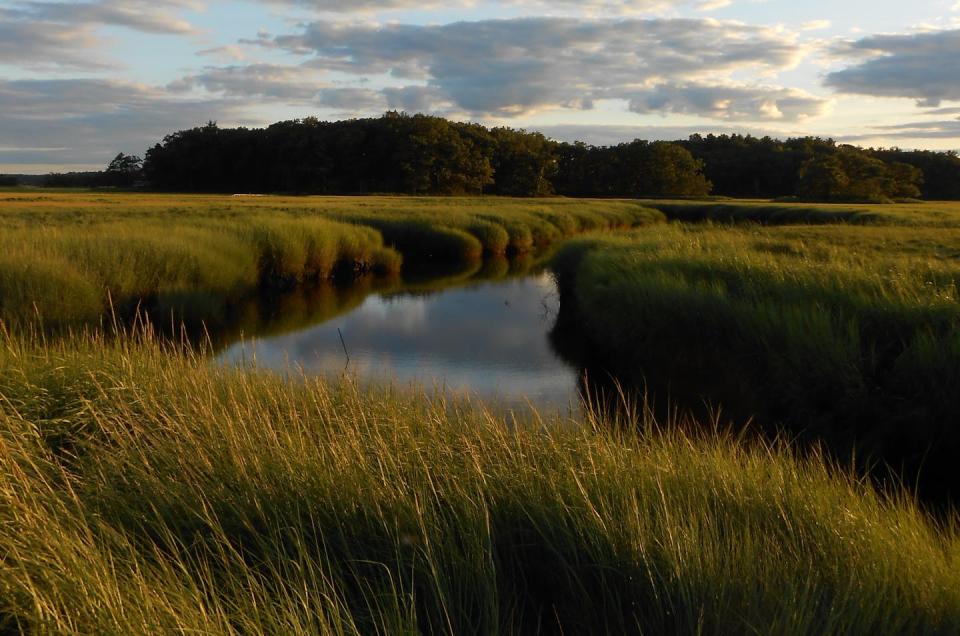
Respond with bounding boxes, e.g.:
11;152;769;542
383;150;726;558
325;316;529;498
551;223;960;497
1;328;958;634
0;193;663;326
5;193;960;631
639;198;960;227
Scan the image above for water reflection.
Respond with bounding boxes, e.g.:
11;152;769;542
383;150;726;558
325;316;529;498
217;262;582;412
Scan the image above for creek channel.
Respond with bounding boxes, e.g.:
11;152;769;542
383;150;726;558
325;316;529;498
215;260;592;415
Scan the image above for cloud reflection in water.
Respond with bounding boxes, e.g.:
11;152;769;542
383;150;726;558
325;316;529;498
218;273;579;412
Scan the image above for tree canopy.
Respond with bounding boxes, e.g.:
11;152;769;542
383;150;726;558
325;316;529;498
143;113;711;198
37;112;959;201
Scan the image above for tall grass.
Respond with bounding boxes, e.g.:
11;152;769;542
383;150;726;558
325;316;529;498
0;327;958;634
0;193;663;326
551;223;960;497
639;198;960;227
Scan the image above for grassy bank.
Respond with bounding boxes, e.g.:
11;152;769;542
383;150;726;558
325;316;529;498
0;193;663;327
1;329;958;634
639;198;960;227
551;223;960;497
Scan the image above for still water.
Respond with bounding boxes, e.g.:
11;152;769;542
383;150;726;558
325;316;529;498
217;270;583;412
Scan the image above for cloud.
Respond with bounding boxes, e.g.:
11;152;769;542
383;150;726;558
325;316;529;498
265;0;730;15
536;123;795;146
19;1;197;35
800;20;831;31
197;45;248;61
921;106;960;116
625;82;828;121
0;79;251;166
696;0;731;10
0;7;106;69
825;29;960;106
870;119;960;139
382;86;453;112
261;17;811;118
0;1;200;68
171;64;331;101
171;62;458;114
839;118;960;142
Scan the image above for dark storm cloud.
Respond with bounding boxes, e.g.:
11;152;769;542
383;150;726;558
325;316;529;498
825;29;960;106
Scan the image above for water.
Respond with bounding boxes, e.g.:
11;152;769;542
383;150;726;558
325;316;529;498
217;270;583;412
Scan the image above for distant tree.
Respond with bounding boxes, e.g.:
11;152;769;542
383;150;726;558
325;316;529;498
0;175;18;187
553;140;710;197
797;147;923;202
638;142;712;197
884;162;923;199
797;155;849;200
104;153;144;187
486;127;557;196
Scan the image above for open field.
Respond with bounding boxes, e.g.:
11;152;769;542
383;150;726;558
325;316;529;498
0;192;662;326
1;328;959;634
3;192;960;631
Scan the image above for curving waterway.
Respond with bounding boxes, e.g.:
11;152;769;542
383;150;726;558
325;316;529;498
216;267;584;412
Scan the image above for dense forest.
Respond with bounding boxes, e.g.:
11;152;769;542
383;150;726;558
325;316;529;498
10;112;960;200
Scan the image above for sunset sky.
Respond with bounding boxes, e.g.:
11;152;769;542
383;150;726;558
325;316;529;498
2;0;959;172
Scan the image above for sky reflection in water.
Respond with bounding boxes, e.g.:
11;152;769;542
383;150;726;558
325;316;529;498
218;273;581;412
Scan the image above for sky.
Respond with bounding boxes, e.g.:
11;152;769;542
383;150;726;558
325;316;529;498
1;0;959;172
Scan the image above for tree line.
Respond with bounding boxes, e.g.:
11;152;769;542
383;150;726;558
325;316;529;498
674;134;958;201
13;112;960;200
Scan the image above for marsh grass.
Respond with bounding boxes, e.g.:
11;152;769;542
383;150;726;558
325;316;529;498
0;326;958;634
640;198;960;227
551;223;960;497
0;193;663;327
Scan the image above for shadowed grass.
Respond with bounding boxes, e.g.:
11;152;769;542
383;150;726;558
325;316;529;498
551;223;960;498
639;198;960;227
0;327;958;634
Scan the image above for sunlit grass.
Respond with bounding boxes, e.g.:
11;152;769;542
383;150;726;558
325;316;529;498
1;327;958;634
0;193;664;326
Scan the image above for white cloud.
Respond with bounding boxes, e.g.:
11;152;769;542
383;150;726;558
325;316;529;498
841;118;960;141
266;0;730;15
257;17;814;119
0;1;200;68
21;1;198;35
696;0;731;10
625;82;828;121
800;20;831;31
